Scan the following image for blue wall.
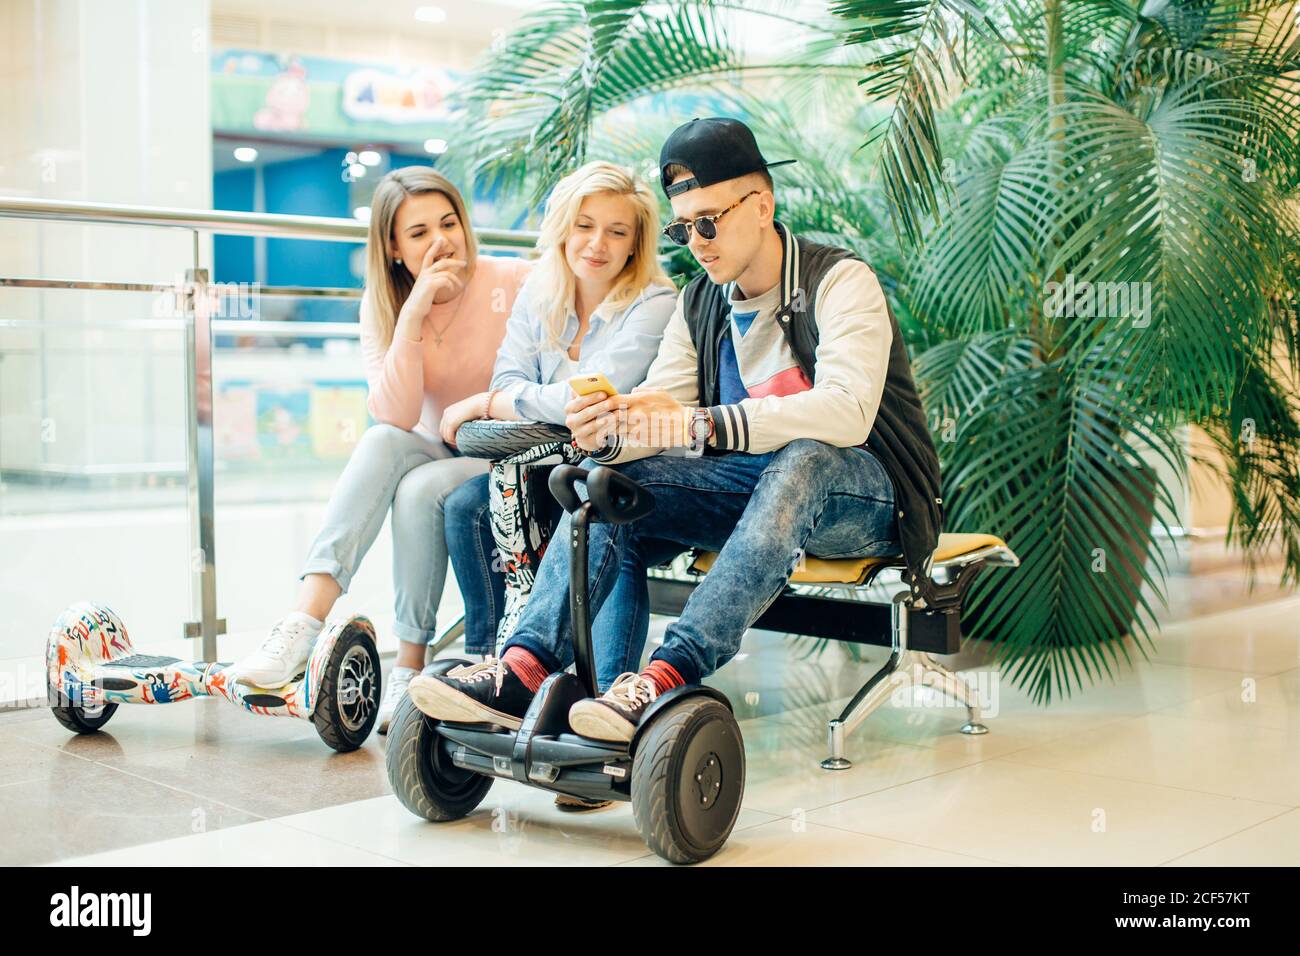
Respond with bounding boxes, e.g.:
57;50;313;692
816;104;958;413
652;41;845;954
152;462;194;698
213;166;256;285
214;149;374;323
215;150;357;289
263;149;358;292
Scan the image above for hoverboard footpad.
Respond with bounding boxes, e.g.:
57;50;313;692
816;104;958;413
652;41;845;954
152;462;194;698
102;654;183;668
242;693;288;707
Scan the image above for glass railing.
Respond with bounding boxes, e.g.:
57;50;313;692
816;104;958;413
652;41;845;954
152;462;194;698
0;196;536;666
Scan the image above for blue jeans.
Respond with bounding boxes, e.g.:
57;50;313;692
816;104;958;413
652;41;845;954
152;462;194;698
301;424;486;645
444;471;678;691
444;474;504;657
505;439;900;685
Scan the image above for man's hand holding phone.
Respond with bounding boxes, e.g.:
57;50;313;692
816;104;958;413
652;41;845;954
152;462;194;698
565;374;694;453
565;389;617;452
566;374;619;452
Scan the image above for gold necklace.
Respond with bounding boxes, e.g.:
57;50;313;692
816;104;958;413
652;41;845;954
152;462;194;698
428;284;468;347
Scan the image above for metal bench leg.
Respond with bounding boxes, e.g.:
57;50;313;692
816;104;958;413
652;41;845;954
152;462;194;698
914;652;988;735
823;649;918;770
822;597;991;769
823;595;914;771
425;615;466;662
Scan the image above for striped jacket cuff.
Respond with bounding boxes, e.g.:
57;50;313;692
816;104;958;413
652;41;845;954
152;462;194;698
588;435;623;463
707;404;750;452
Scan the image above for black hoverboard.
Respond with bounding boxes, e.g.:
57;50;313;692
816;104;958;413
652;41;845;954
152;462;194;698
385;446;745;864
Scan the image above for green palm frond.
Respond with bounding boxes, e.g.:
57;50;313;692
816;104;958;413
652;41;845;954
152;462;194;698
941;353;1182;702
1045;83;1287;419
830;0;1008;245
1138;0;1290;50
914;329;1041;427
1275;215;1300;372
456;0;868;203
907;129;1061;336
900;3;1300;696
1001;0;1140;86
1199;357;1300;585
1110;40;1300;188
454;0;739;201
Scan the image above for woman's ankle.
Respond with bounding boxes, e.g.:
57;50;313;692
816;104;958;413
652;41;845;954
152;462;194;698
395;639;427;670
296;573;342;620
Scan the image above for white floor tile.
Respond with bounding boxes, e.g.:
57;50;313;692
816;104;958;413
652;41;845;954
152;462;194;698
998;711;1300;806
806;759;1288;866
619;818;1003;867
53;818;409;867
275;789;779;866
1165;808;1300;866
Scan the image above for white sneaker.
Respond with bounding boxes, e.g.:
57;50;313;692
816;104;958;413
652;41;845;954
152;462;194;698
377;665;418;735
234;613;323;687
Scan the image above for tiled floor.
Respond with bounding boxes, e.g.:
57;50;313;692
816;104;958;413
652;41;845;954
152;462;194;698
3;544;1297;867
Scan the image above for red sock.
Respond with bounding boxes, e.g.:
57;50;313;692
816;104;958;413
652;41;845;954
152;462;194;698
502;646;549;694
641;660;685;696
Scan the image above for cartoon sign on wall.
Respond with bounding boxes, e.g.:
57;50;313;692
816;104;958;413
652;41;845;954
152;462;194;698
213;50;459;142
341;68;454;124
253;60;310;132
216;380;369;466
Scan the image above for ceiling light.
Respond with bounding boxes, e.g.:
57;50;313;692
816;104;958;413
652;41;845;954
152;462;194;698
233;147;258;163
424;138;448;155
358;149;382;166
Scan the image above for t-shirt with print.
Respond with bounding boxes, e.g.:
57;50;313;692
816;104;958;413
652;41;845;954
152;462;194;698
717;282;813;407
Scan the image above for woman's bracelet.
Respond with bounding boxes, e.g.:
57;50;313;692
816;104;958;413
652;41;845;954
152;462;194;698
481;389;500;420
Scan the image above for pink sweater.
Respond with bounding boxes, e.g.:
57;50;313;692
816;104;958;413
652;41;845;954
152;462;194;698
359;255;532;437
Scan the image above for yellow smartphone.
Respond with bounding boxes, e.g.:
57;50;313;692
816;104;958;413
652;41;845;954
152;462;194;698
569;373;618;398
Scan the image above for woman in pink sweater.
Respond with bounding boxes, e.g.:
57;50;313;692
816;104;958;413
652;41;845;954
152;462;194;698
231;167;529;729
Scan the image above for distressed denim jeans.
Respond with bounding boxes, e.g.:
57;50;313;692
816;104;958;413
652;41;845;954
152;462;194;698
505;438;900;684
445;470;680;691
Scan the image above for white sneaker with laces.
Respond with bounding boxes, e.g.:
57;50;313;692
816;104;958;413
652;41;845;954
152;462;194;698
377;665;418;735
234;613;323;687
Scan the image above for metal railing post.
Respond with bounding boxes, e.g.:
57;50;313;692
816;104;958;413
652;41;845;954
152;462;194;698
182;265;225;658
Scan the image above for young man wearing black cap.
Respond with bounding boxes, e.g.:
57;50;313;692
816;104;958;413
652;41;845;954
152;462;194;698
407;117;943;744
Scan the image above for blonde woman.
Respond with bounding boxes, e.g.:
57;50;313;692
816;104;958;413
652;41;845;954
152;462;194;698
438;161;677;706
231;167;530;734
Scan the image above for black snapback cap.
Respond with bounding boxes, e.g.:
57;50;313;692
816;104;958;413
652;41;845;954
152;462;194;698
659;117;796;198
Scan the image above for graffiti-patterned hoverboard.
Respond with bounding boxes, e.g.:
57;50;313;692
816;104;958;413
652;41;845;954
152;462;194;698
46;602;382;752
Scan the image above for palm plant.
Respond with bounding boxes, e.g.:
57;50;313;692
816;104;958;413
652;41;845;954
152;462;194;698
884;0;1300;700
453;0;1300;702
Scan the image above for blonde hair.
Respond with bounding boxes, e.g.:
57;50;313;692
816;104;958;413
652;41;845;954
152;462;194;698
364;167;478;349
532;161;671;349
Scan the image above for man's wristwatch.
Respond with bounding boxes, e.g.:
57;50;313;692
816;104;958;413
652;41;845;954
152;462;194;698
686;406;714;456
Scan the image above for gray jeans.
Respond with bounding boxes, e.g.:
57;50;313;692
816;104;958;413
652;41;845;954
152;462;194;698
301;423;487;644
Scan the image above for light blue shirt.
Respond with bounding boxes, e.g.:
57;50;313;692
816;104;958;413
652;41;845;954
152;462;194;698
490;273;678;424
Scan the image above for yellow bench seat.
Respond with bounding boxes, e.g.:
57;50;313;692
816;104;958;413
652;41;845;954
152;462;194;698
688;532;1016;586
